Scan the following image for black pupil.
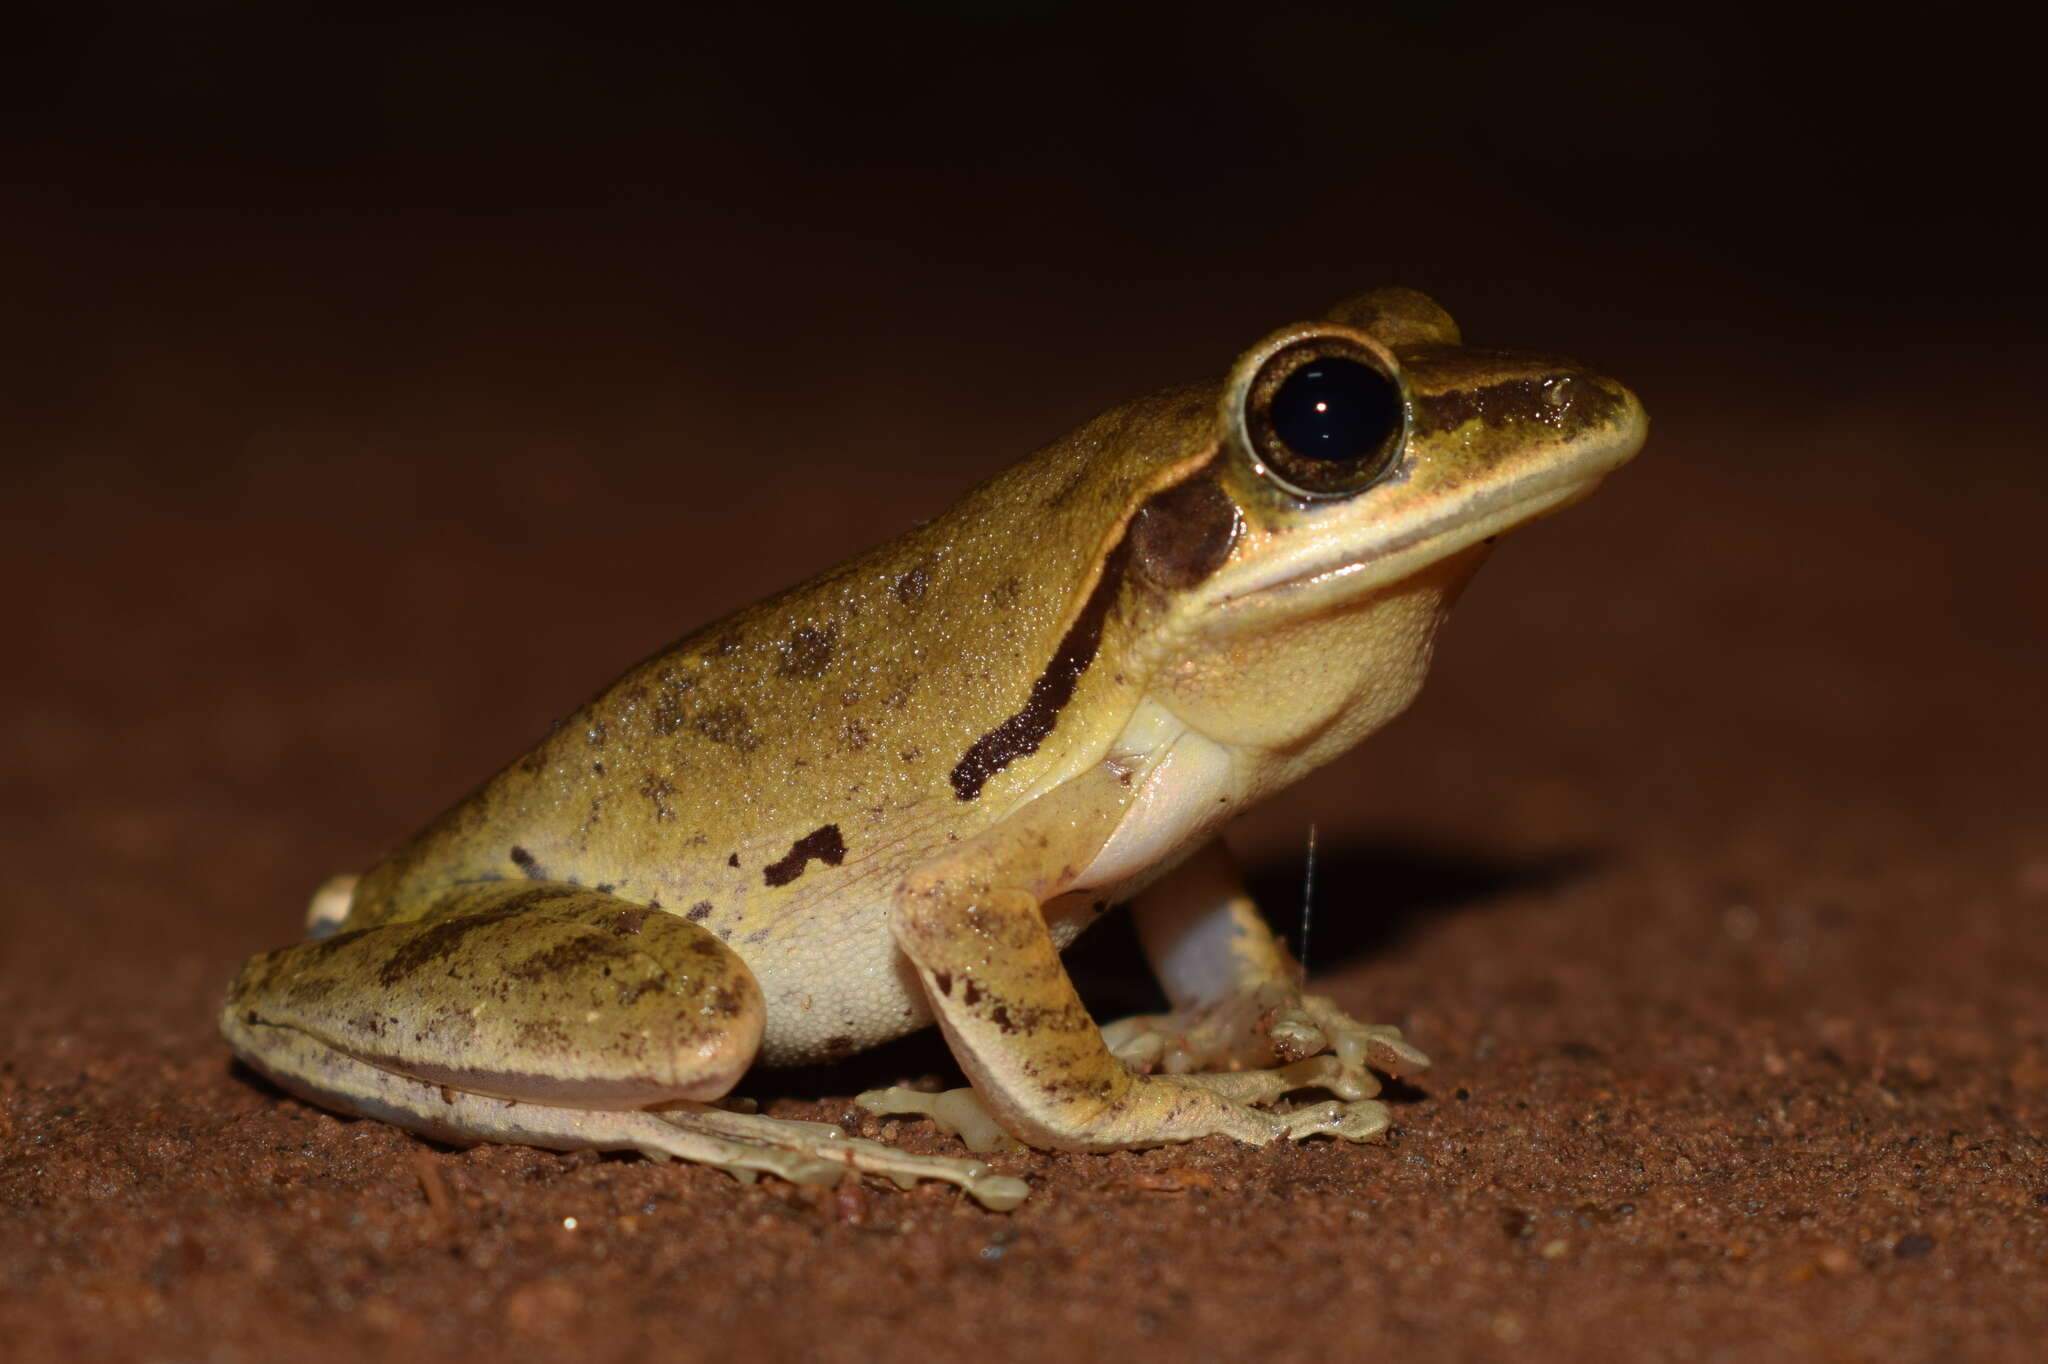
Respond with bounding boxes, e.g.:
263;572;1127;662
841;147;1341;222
1269;357;1400;463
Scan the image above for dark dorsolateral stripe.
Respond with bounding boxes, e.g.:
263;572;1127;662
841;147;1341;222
950;539;1131;801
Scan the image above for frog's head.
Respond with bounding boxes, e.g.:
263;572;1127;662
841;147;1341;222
1189;287;1643;610
1121;287;1647;763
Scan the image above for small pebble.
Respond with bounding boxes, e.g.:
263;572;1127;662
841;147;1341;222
1894;1234;1935;1260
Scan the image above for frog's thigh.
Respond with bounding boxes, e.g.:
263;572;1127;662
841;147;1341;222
890;765;1302;1152
222;883;765;1122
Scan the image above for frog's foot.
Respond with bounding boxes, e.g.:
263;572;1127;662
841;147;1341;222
1100;985;1430;1104
1099;985;1285;1075
856;1075;1390;1152
645;1103;1031;1211
854;1086;1025;1154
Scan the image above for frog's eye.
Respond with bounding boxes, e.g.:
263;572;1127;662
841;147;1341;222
1239;336;1408;498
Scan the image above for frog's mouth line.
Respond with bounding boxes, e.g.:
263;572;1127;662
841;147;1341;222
1221;465;1615;608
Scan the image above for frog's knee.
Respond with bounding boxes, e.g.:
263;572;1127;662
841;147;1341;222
225;887;764;1108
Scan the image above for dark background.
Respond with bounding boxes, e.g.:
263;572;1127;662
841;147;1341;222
5;5;2044;1360
9;3;2043;468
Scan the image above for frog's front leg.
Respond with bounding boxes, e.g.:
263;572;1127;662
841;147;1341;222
1102;838;1431;1102
222;883;1027;1209
885;764;1389;1152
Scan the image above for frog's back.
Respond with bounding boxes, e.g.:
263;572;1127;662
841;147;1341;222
341;385;1220;954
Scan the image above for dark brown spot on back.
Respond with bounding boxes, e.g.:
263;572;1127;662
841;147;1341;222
652;666;696;735
893;562;932;608
776;624;838;678
509;846;544;880
693;704;763;753
639;773;676;822
761;824;848;888
686;900;714;922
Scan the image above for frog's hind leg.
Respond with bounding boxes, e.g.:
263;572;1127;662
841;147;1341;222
232;1017;1027;1207
222;882;1026;1209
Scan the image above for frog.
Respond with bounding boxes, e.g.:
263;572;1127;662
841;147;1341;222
222;288;1646;1211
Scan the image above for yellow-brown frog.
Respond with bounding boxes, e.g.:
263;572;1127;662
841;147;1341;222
224;289;1647;1209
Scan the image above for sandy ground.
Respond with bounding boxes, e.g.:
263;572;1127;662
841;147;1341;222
4;219;2046;1360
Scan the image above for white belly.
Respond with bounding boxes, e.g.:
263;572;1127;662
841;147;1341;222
744;895;934;1066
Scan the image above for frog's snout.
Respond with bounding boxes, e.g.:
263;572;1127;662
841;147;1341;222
1591;377;1649;474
